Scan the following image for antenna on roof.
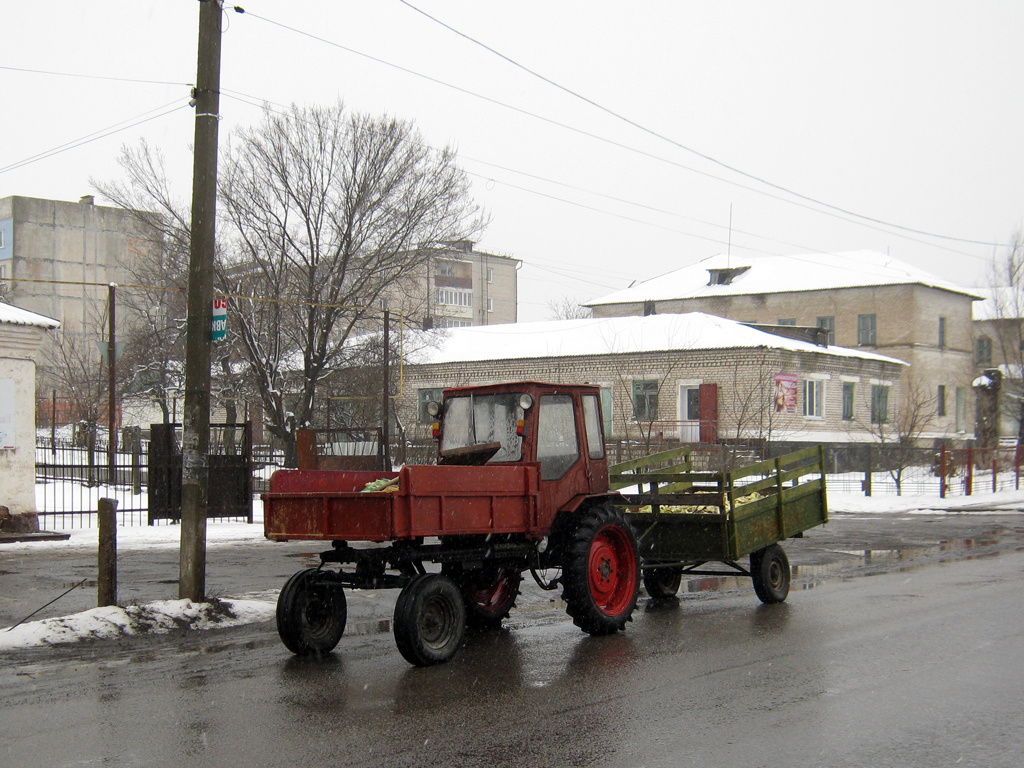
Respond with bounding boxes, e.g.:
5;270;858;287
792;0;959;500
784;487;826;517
727;204;733;268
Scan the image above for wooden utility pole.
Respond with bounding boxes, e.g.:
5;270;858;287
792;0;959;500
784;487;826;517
179;0;223;601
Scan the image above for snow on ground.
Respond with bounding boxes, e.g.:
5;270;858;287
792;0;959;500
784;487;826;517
0;599;274;651
828;489;1024;514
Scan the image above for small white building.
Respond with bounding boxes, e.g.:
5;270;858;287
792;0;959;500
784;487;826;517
0;302;59;513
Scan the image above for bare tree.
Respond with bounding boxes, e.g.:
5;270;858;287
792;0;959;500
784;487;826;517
218;103;484;464
547;297;592;320
93;141;191;421
97;104;484;464
986;232;1024;442
860;378;934;495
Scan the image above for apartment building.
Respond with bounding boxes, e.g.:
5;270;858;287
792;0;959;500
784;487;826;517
586;251;979;443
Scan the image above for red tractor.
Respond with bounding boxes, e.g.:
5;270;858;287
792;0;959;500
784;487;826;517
264;381;640;665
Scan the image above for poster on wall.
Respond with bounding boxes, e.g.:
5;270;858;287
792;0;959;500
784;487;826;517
0;378;14;449
774;373;798;414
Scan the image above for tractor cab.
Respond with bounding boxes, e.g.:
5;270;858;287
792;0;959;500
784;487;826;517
428;381;610;518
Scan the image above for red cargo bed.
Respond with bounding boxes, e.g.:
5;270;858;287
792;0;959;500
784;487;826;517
263;463;540;542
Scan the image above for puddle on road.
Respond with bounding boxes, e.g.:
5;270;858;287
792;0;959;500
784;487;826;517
673;534;1016;596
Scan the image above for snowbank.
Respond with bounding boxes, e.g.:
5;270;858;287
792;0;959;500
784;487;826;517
0;598;274;651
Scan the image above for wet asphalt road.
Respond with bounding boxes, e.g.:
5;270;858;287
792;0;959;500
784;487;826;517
1;513;1023;767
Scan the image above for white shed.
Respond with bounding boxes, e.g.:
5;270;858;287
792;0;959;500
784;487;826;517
0;302;59;514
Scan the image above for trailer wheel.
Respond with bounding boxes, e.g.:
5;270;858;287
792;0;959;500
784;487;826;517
457;566;522;630
750;544;791;604
561;504;640;635
276;568;347;655
643;566;683;599
394;574;467;666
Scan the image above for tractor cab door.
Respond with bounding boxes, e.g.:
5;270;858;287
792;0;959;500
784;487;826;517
534;392;605;526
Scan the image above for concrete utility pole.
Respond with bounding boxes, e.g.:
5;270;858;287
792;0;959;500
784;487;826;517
179;0;223;601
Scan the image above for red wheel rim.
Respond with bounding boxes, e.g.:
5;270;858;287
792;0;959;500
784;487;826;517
466;568;516;615
587;524;637;616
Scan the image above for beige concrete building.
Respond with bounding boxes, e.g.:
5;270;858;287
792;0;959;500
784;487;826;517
390;241;518;329
586;251;979;443
0;195;153;339
0;303;59;513
396;314;905;453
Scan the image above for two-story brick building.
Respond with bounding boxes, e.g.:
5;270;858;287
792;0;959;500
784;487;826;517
585;251;979;444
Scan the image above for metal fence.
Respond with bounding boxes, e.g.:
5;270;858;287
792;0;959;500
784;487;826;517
35;423;260;529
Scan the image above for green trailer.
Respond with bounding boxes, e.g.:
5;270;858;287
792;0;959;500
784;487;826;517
611;445;829;602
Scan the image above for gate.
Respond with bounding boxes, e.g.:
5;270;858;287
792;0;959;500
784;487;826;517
148;422;254;524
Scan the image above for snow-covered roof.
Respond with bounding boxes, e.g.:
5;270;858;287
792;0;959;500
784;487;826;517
587;251;981;307
972;286;1024;321
0;302;59;329
409;313;906;366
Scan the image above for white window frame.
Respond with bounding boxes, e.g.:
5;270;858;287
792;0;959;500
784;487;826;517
486;297;494;313
436;288;473;307
803;379;824;418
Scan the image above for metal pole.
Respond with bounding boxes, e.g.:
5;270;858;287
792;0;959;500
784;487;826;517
179;0;222;602
107;283;117;489
382;309;392;471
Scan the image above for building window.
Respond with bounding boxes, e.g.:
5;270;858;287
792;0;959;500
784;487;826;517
955;387;967;432
777;318;796;326
938;316;946;348
803;379;824;418
486;267;493;283
436;261;456;277
486;297;494;313
439;317;470;328
632;380;659;421
417;388;444;424
937;385;946;417
871;385;889;424
817;316;835;345
976;336;992;366
842;381;855;421
858;314;877;346
436;288;472;307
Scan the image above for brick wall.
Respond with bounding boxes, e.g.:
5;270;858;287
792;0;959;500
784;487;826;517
398;345;904;446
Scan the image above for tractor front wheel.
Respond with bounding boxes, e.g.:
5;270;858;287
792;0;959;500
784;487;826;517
561;504;640;635
394;574;467;666
276;568;347;655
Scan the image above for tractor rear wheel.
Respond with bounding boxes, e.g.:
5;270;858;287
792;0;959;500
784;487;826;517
394;574;467;666
276;568;347;655
750;544;791;604
454;565;522;630
561;504;640;635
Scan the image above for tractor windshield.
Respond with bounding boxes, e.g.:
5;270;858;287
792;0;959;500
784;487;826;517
440;393;524;462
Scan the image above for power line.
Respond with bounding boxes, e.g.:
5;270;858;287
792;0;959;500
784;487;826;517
236;11;992;262
0;99;188;176
0;63;192;87
400;0;1009;250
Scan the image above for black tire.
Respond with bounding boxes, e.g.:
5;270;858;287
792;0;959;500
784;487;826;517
276;568;347;655
561;504;640;635
643;566;683;599
393;574;467;666
455;566;522;630
750;544;791;604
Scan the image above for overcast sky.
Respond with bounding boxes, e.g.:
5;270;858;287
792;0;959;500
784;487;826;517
4;1;1022;320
